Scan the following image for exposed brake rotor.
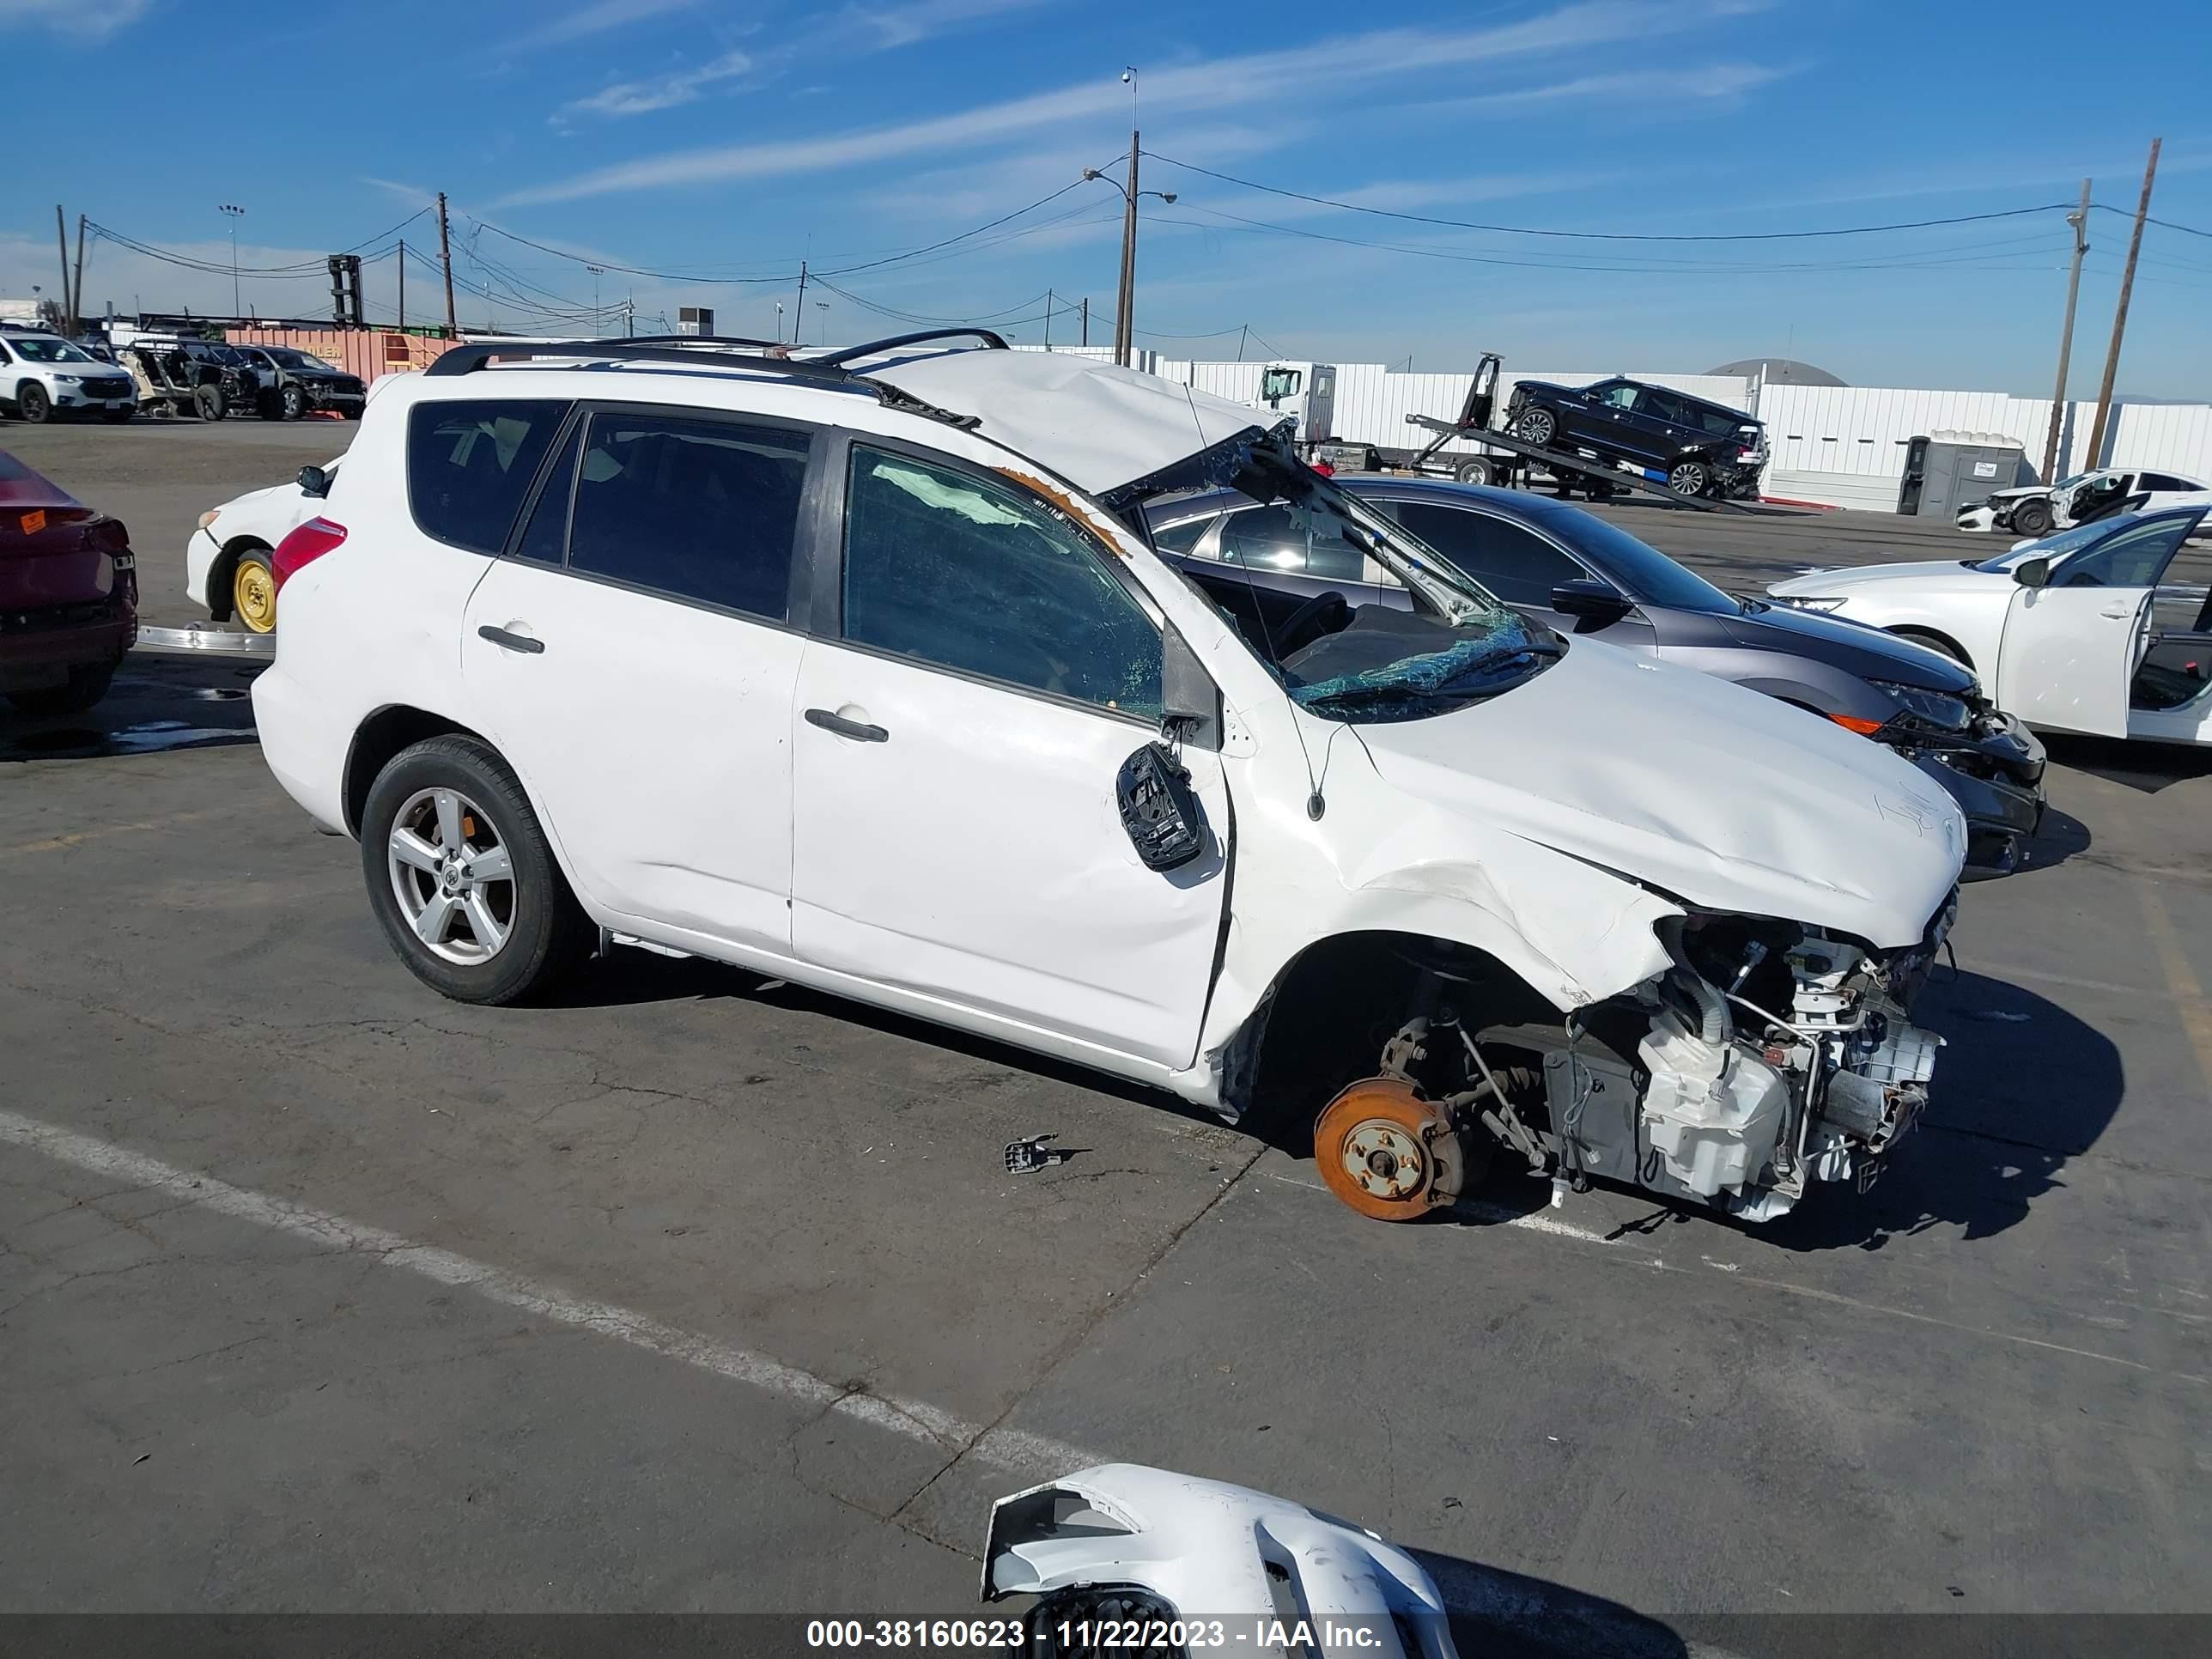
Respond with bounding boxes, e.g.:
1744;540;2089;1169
1312;1077;1467;1222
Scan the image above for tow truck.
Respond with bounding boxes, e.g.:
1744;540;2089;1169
1254;354;1758;514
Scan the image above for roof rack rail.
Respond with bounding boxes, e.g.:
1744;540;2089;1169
617;332;791;351
424;339;854;391
814;328;1009;367
421;337;984;430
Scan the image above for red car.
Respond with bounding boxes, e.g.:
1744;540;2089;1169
0;450;137;714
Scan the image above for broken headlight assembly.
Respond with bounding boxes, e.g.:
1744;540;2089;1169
1869;679;1972;733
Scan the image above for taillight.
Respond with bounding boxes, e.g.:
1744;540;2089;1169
1310;459;1336;477
272;517;347;592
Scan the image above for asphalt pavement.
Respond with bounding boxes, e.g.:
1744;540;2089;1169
3;418;2209;1652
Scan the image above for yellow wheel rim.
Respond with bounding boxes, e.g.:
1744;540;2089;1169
233;559;276;633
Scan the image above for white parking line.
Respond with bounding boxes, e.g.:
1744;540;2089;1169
1261;1167;1622;1246
0;1108;1097;1482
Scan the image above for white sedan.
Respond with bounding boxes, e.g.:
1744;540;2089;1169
1770;505;2212;744
185;459;339;633
1958;465;2210;538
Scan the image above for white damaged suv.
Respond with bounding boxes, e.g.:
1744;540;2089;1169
252;333;1965;1227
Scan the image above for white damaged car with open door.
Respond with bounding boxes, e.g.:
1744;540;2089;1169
252;331;1965;1229
1770;504;2212;748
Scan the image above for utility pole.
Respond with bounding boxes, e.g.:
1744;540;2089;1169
54;206;72;331
1237;323;1248;362
2041;179;2091;483
1114;132;1139;367
1080;297;1088;348
1043;287;1054;349
2085;138;2160;470
398;240;406;331
71;215;87;337
437;192;458;337
218;204;246;318
793;261;809;344
587;264;605;337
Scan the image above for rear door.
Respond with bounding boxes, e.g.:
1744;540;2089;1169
459;402;818;953
1996;510;2206;737
788;437;1230;1070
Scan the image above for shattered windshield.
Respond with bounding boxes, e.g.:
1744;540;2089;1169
1170;441;1561;724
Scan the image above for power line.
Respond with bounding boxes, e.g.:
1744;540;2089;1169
463;175;1103;289
1143;152;2074;242
2094;203;2212;240
1154;203;2072;276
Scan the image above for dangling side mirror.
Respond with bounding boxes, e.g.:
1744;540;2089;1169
2013;555;2051;589
297;465;330;499
1116;743;1206;872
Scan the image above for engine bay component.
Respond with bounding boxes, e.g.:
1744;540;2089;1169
982;1463;1458;1659
1287;901;1963;1228
1312;1076;1468;1220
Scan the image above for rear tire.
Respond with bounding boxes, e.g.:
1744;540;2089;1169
2010;499;2053;538
1453;457;1495;485
360;735;592;1006
1513;405;1558;447
1667;459;1713;497
7;664;113;714
198;386;227;421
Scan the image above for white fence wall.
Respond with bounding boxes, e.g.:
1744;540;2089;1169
1759;386;2212;509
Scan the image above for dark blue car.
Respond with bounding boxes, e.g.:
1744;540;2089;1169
1146;477;2045;876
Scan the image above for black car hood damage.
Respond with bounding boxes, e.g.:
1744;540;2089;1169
1721;601;1974;694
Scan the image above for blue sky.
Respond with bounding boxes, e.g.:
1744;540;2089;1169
7;0;2209;396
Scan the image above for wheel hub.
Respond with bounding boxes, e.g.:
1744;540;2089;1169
1341;1121;1425;1200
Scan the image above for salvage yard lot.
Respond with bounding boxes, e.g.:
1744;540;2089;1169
3;420;2210;1649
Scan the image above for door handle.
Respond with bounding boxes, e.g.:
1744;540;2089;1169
2099;605;2136;620
805;708;889;743
477;624;544;654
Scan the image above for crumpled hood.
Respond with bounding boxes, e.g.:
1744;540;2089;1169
848;347;1273;499
1723;601;1977;692
1352;639;1965;948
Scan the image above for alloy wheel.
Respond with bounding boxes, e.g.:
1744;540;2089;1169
386;787;517;964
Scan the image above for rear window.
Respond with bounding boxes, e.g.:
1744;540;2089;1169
408;399;572;555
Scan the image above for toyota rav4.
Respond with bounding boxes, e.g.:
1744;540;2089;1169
253;333;1964;1228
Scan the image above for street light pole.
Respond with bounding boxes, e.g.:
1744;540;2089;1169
218;204;246;318
587;264;605;338
1084;70;1175;370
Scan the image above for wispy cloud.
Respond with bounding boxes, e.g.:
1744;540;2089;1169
558;49;757;120
1454;60;1799;111
506;0;693;53
0;0;150;39
830;0;1047;52
498;0;1734;206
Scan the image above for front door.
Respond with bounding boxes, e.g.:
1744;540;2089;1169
461;404;817;952
1996;511;2205;738
789;441;1230;1070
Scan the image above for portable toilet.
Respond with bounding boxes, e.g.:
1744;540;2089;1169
1898;431;2029;517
